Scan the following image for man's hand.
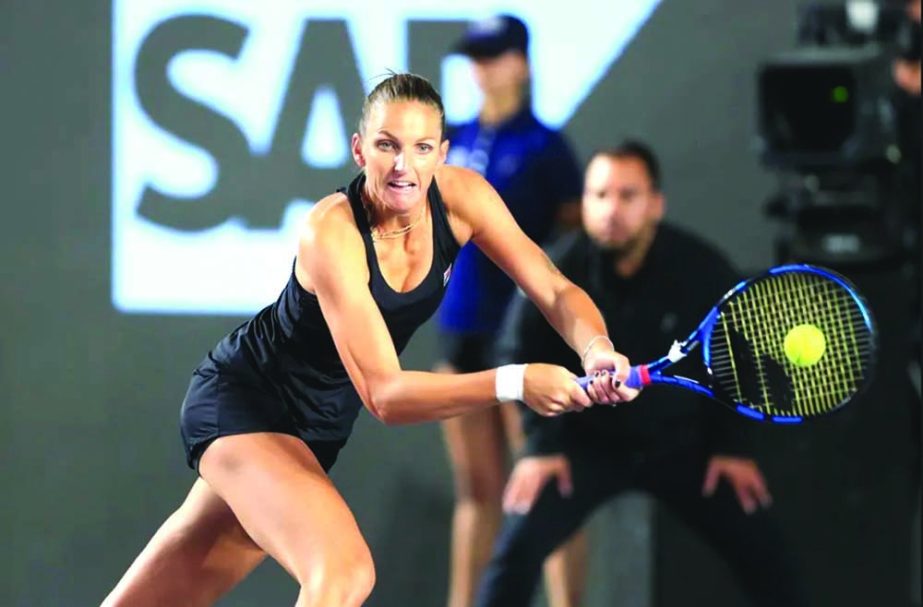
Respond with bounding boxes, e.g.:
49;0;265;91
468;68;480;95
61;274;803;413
502;454;573;515
702;455;773;514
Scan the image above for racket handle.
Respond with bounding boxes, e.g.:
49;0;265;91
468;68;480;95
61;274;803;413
625;366;649;388
576;365;649;390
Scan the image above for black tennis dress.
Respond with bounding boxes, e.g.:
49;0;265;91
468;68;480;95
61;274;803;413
180;173;460;472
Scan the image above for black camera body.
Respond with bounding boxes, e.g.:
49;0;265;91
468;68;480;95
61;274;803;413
756;2;918;269
757;45;898;170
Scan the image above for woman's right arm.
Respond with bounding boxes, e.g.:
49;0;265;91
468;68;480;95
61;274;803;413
297;197;589;425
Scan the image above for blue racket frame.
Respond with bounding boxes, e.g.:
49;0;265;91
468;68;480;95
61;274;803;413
576;264;876;424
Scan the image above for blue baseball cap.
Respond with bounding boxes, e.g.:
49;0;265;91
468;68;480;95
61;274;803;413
455;15;529;59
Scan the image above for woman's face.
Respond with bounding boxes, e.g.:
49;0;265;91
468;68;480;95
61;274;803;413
352;99;448;213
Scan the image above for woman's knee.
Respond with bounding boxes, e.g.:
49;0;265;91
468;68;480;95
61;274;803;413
443;412;509;504
453;464;507;504
447;436;508;502
299;544;376;605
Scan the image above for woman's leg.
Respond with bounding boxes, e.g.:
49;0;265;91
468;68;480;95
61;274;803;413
540;533;588;607
441;356;590;607
441;359;511;607
101;478;267;607
500;404;588;607
198;432;376;607
474;444;616;607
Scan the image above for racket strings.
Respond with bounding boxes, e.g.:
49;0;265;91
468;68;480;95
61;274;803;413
709;272;873;417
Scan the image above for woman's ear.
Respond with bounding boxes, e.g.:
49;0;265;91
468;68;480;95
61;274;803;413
351;133;365;167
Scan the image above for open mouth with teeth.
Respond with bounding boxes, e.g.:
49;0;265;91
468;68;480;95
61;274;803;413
387;180;417;192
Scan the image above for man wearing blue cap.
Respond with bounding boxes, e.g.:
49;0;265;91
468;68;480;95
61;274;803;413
435;14;586;607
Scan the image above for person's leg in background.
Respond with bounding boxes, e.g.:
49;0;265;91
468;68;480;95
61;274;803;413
642;448;808;607
499;401;588;607
439;333;589;607
474;445;619;607
441;392;514;607
541;534;588;607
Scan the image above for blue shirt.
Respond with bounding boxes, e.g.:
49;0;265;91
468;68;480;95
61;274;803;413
438;106;582;334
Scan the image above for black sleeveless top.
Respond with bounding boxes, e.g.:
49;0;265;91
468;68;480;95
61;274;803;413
198;173;461;441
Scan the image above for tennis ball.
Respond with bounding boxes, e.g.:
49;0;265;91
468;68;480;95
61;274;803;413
783;324;827;367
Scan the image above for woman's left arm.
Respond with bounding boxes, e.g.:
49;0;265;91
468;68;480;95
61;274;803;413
438;166;635;403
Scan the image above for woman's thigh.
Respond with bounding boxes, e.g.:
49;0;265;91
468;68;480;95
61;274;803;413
102;478;266;607
198;432;373;588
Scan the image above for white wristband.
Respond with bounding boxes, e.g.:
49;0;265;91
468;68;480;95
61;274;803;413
495;364;527;402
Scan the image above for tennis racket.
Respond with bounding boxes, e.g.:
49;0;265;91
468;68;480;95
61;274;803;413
576;264;877;423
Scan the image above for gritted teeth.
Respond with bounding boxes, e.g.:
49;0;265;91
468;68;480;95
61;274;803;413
389;181;415;188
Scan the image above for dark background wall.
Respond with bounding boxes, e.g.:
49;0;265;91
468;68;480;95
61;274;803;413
1;1;919;606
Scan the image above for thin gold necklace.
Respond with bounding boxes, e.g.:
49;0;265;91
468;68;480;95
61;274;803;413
364;193;427;241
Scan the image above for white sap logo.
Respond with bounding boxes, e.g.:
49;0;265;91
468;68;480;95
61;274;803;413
112;0;659;314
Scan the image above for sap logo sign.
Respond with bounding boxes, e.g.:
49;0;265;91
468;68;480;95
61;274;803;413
113;1;659;314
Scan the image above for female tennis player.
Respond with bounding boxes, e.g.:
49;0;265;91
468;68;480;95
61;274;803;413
101;72;636;607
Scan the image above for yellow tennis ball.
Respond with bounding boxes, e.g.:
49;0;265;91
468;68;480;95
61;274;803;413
784;324;827;367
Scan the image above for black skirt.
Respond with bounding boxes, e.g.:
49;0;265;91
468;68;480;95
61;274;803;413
179;367;346;474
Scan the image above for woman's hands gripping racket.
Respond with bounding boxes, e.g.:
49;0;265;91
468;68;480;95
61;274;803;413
576;264;877;423
580;341;637;404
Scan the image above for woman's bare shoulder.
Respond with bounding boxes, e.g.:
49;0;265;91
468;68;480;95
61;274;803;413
301;191;360;246
435;164;484;198
434;166;487;245
296;191;368;291
435;164;496;215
